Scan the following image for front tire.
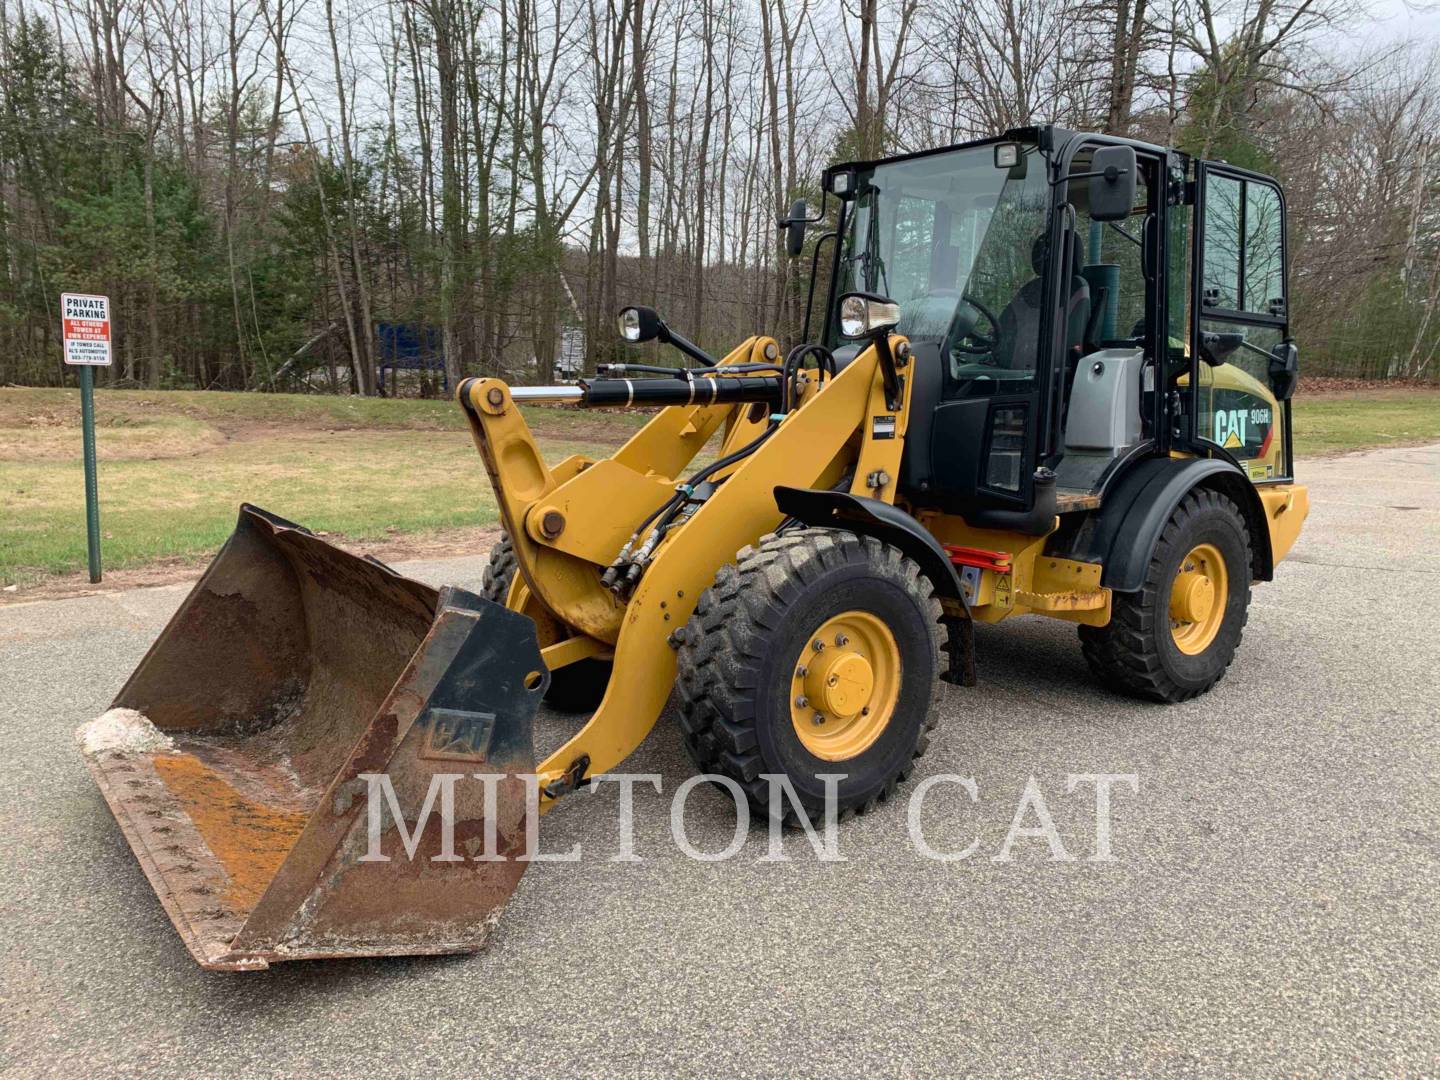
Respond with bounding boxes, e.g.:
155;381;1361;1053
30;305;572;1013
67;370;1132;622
1080;488;1252;702
675;529;944;824
480;533;612;713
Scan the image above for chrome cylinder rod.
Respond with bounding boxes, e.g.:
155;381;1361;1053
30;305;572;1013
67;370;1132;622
507;385;587;403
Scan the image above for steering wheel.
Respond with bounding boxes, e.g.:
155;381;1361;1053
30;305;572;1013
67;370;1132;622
951;293;1000;358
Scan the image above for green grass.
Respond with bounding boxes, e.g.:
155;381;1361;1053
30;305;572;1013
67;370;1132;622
2;386;1436;587
0;386;646;440
1291;392;1440;455
1;432;624;584
0;387;644;587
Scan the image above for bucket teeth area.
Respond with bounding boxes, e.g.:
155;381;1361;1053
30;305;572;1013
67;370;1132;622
150;750;311;910
79;505;547;970
83;746;262;968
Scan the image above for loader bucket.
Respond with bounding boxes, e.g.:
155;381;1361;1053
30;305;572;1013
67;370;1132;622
76;505;548;971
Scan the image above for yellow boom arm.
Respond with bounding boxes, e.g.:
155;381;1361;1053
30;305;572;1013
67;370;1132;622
459;337;911;802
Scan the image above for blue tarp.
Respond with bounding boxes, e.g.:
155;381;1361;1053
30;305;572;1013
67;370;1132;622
376;322;446;393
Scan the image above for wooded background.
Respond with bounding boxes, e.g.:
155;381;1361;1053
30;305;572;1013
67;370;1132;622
0;0;1435;393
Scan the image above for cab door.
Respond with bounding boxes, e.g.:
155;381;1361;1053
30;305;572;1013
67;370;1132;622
884;145;1055;517
1192;163;1293;481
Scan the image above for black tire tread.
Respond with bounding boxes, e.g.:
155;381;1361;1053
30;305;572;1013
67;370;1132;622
1079;488;1251;703
480;533;519;603
675;529;944;824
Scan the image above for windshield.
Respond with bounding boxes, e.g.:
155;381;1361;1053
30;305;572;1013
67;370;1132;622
833;144;1052;380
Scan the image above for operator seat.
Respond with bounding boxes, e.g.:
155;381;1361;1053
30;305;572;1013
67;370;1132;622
994;236;1090;370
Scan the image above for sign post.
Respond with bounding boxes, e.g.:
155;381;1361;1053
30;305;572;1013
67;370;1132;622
61;293;112;583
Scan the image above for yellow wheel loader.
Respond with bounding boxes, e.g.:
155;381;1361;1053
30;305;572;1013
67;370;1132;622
78;126;1308;969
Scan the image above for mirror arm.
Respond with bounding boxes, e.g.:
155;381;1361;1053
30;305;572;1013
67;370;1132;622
1237;338;1275;362
657;324;719;368
1107;220;1143;247
777;204;835;228
874;331;901;410
802;193;829;224
1205;333;1285;366
776;191;830;229
1051;167;1131;186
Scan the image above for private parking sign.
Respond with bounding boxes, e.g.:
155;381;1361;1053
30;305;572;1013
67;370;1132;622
61;292;112;366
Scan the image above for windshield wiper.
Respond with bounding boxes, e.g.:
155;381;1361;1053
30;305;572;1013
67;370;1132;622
859;187;890;295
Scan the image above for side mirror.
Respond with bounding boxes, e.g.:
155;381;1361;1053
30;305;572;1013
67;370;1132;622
1199;330;1244;367
617;305;663;343
1087;146;1136;223
838;291;901;339
783;198;808;258
1269;339;1299;401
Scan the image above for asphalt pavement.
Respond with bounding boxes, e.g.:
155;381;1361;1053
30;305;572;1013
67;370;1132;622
2;444;1437;1077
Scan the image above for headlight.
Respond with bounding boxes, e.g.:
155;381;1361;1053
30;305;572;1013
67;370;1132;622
839;293;901;339
839;295;867;338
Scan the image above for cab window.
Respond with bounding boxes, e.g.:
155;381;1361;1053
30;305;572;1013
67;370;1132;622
1197;171;1290;479
1068;150;1150;347
1201;176;1285;319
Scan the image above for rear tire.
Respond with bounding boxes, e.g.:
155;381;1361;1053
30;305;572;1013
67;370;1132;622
1080;488;1251;703
675;529;944;825
481;533;612;714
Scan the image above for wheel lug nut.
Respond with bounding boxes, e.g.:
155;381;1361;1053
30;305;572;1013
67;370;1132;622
795;695;809;709
834;633;849;646
812;712;825;725
812;639;825;652
795;666;808;679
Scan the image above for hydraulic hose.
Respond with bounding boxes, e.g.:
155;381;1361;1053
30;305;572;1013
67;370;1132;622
599;361;785;378
780;343;836;414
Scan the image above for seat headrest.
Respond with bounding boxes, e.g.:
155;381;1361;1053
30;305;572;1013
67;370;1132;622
1030;234;1047;276
1031;234;1086;278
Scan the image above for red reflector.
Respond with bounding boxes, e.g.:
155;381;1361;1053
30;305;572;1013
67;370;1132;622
943;544;1012;572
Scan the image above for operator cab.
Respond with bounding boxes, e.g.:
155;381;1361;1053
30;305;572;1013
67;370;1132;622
813;126;1296;528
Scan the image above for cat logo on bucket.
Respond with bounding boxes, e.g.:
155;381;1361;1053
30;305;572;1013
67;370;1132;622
420;707;498;763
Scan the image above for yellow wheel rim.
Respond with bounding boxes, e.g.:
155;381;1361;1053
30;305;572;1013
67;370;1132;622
1169;543;1228;655
790;610;900;761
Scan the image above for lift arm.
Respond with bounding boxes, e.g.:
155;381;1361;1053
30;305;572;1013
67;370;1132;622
458;336;911;803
